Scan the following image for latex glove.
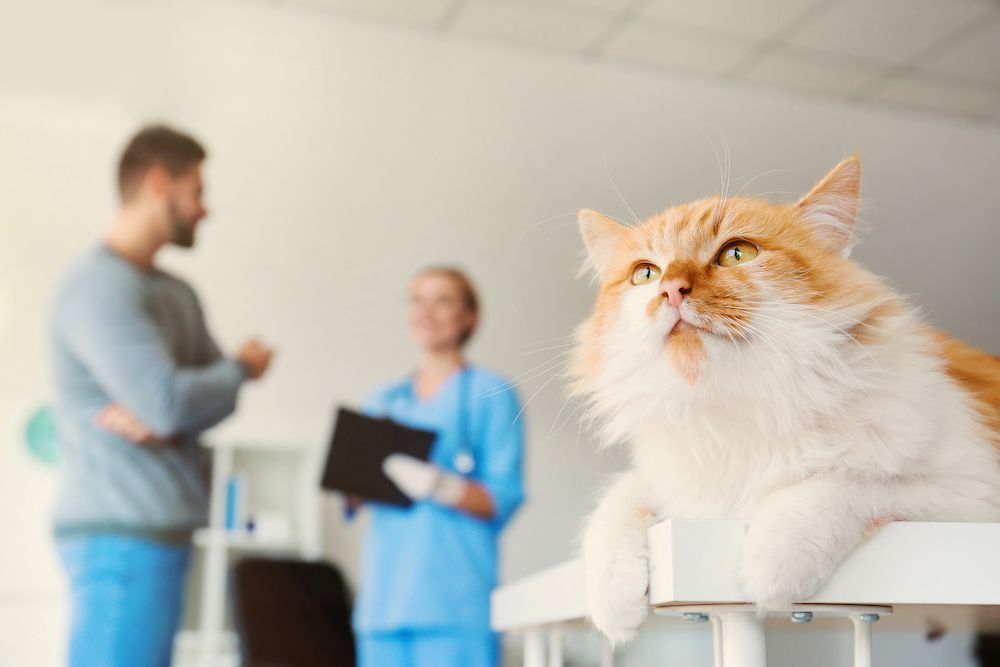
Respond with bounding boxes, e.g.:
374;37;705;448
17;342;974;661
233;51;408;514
382;453;467;507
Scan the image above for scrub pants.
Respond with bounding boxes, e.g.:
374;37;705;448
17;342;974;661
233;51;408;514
57;534;191;667
357;629;498;667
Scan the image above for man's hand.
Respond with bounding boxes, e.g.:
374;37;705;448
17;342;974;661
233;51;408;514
96;403;164;446
238;339;274;380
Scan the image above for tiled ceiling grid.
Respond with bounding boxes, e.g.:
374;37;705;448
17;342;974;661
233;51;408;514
280;0;1000;125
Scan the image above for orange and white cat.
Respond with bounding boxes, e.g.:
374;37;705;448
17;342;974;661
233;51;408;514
574;155;1000;644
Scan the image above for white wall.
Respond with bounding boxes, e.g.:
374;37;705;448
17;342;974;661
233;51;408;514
1;1;999;665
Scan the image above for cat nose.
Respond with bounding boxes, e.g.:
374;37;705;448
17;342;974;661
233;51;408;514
660;277;691;309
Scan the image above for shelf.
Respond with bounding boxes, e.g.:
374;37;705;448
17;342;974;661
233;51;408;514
203;438;317;451
192;528;302;553
174;629;238;651
173;630;239;667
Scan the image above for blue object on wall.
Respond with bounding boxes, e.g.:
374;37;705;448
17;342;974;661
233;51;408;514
25;406;59;466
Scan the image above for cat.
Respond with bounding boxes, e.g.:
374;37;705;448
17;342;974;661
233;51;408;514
573;155;1000;645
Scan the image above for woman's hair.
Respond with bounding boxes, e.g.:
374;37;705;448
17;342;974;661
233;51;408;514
417;266;480;347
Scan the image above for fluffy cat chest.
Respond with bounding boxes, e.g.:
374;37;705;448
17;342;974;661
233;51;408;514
630;427;832;517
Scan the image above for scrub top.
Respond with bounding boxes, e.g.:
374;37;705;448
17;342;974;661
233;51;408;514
353;366;525;633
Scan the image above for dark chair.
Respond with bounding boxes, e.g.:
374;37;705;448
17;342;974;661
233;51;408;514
977;634;1000;667
231;558;356;667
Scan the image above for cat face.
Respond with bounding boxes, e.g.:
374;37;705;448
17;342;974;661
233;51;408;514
572;156;888;430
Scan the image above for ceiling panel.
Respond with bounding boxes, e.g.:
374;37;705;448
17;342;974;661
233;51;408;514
293;0;457;27
640;0;825;41
923;17;1000;87
871;73;1000;118
272;0;1000;126
602;19;760;78
451;0;616;52
740;47;889;97
786;0;992;65
512;0;638;12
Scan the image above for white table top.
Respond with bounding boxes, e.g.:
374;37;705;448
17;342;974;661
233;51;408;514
491;520;1000;632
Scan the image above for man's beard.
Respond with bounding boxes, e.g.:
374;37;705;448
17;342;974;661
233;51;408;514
166;199;196;248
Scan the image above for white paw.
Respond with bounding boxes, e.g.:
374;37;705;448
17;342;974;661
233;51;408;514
739;521;835;611
583;528;650;644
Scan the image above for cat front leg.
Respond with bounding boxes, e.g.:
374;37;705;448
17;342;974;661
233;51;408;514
582;470;658;644
739;476;878;611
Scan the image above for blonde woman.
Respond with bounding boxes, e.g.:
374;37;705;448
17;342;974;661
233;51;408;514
352;267;525;667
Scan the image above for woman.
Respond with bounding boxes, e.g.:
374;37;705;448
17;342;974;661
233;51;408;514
352;267;525;667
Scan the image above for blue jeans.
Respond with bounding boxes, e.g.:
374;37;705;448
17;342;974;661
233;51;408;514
57;534;191;667
357;630;498;667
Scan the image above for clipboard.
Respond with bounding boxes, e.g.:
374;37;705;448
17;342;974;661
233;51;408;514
320;407;436;508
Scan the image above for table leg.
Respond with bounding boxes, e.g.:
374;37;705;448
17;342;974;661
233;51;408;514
524;629;545;667
718;612;767;667
711;615;723;667
851;615;873;667
548;626;563;667
599;636;614;667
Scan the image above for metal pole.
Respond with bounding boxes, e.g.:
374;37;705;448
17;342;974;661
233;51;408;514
718;612;767;667
599;636;614;667
711;615;723;667
524;629;546;667
547;626;563;667
851;613;878;667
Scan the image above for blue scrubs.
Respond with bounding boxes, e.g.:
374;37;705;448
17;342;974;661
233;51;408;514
354;366;525;667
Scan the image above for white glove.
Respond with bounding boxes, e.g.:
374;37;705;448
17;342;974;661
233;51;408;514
382;453;467;507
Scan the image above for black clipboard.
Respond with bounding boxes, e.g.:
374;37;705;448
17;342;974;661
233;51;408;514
321;407;436;508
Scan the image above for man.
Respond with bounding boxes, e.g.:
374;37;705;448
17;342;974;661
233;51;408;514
50;125;273;667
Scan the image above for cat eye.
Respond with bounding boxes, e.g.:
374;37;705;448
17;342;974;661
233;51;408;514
716;240;759;267
630;262;661;285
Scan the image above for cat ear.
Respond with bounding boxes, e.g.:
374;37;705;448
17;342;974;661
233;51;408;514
578;209;632;282
797;154;861;257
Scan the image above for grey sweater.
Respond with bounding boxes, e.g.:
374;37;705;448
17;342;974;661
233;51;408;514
50;245;246;543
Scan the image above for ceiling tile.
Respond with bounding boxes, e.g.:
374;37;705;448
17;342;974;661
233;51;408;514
924;17;1000;87
451;0;616;52
602;19;760;77
527;0;637;12
294;0;457;27
786;0;993;65
741;46;889;97
640;0;825;41
870;73;999;117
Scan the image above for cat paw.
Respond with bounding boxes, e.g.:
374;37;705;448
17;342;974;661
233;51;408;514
738;521;833;611
583;534;650;644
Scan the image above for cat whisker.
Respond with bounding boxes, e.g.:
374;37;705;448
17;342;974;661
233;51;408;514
521;343;574;356
519;342;576;355
480;352;574;398
511;359;572;425
730;318;798;382
735;190;801;199
542;393;587;445
731;168;791;201
517;334;577;348
724;310;880;402
603;157;643;226
520;211;579;238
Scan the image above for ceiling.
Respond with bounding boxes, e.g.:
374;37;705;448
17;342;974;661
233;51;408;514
280;0;1000;127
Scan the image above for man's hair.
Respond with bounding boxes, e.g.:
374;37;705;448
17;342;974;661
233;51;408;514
117;125;206;201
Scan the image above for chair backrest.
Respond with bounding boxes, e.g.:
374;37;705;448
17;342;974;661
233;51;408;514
231;558;356;667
